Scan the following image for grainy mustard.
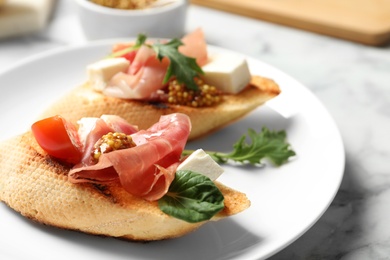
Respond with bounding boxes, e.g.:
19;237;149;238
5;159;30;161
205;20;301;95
92;132;136;161
167;79;222;107
90;0;157;9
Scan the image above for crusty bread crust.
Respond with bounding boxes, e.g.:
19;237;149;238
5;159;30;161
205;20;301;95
39;76;280;140
0;132;250;241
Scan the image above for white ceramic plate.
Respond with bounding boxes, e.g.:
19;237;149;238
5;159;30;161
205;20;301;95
0;41;345;260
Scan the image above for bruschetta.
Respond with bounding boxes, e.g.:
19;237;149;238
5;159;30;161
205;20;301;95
0;113;250;241
39;29;280;140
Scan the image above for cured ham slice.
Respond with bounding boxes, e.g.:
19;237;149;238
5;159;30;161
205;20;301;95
69;113;191;201
103;29;208;100
100;114;139;134
105;46;170;99
179;28;208;67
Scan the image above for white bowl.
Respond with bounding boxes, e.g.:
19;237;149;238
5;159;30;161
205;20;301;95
74;0;188;40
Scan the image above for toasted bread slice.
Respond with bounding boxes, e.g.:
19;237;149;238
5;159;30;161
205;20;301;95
39;76;280;140
0;132;250;241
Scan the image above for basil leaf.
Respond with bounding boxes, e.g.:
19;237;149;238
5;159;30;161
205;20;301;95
158;170;224;223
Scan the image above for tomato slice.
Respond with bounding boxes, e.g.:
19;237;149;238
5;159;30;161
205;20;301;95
111;43;137;61
31;115;83;164
112;43;133;53
121;51;137;61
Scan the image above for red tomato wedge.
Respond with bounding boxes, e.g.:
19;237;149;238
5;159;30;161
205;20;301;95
31;115;83;164
111;43;137;61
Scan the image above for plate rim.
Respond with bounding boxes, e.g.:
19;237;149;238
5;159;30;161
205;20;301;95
0;40;345;260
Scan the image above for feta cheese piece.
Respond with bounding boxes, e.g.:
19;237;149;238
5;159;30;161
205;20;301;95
76;117;99;147
201;53;251;94
87;58;130;91
177;149;224;181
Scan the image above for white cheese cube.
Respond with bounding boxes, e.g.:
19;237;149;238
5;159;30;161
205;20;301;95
76;117;99;146
177;149;224;181
201;53;251;94
87;58;130;91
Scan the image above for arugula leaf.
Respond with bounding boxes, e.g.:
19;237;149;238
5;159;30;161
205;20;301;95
183;127;296;166
158;170;224;223
134;34;147;47
152;39;203;91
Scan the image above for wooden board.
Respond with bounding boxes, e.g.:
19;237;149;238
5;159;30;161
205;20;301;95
190;0;390;46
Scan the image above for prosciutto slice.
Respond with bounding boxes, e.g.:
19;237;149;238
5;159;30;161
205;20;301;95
179;28;208;67
68;113;191;201
105;45;170;99
103;28;208;100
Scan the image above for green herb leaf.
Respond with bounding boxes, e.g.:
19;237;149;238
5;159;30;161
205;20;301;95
158;170;224;223
134;33;147;47
183;127;296;166
152;39;203;91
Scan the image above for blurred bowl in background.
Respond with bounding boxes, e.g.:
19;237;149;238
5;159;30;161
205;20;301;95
74;0;188;40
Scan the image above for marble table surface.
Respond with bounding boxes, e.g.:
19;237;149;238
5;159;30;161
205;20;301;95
1;1;390;259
